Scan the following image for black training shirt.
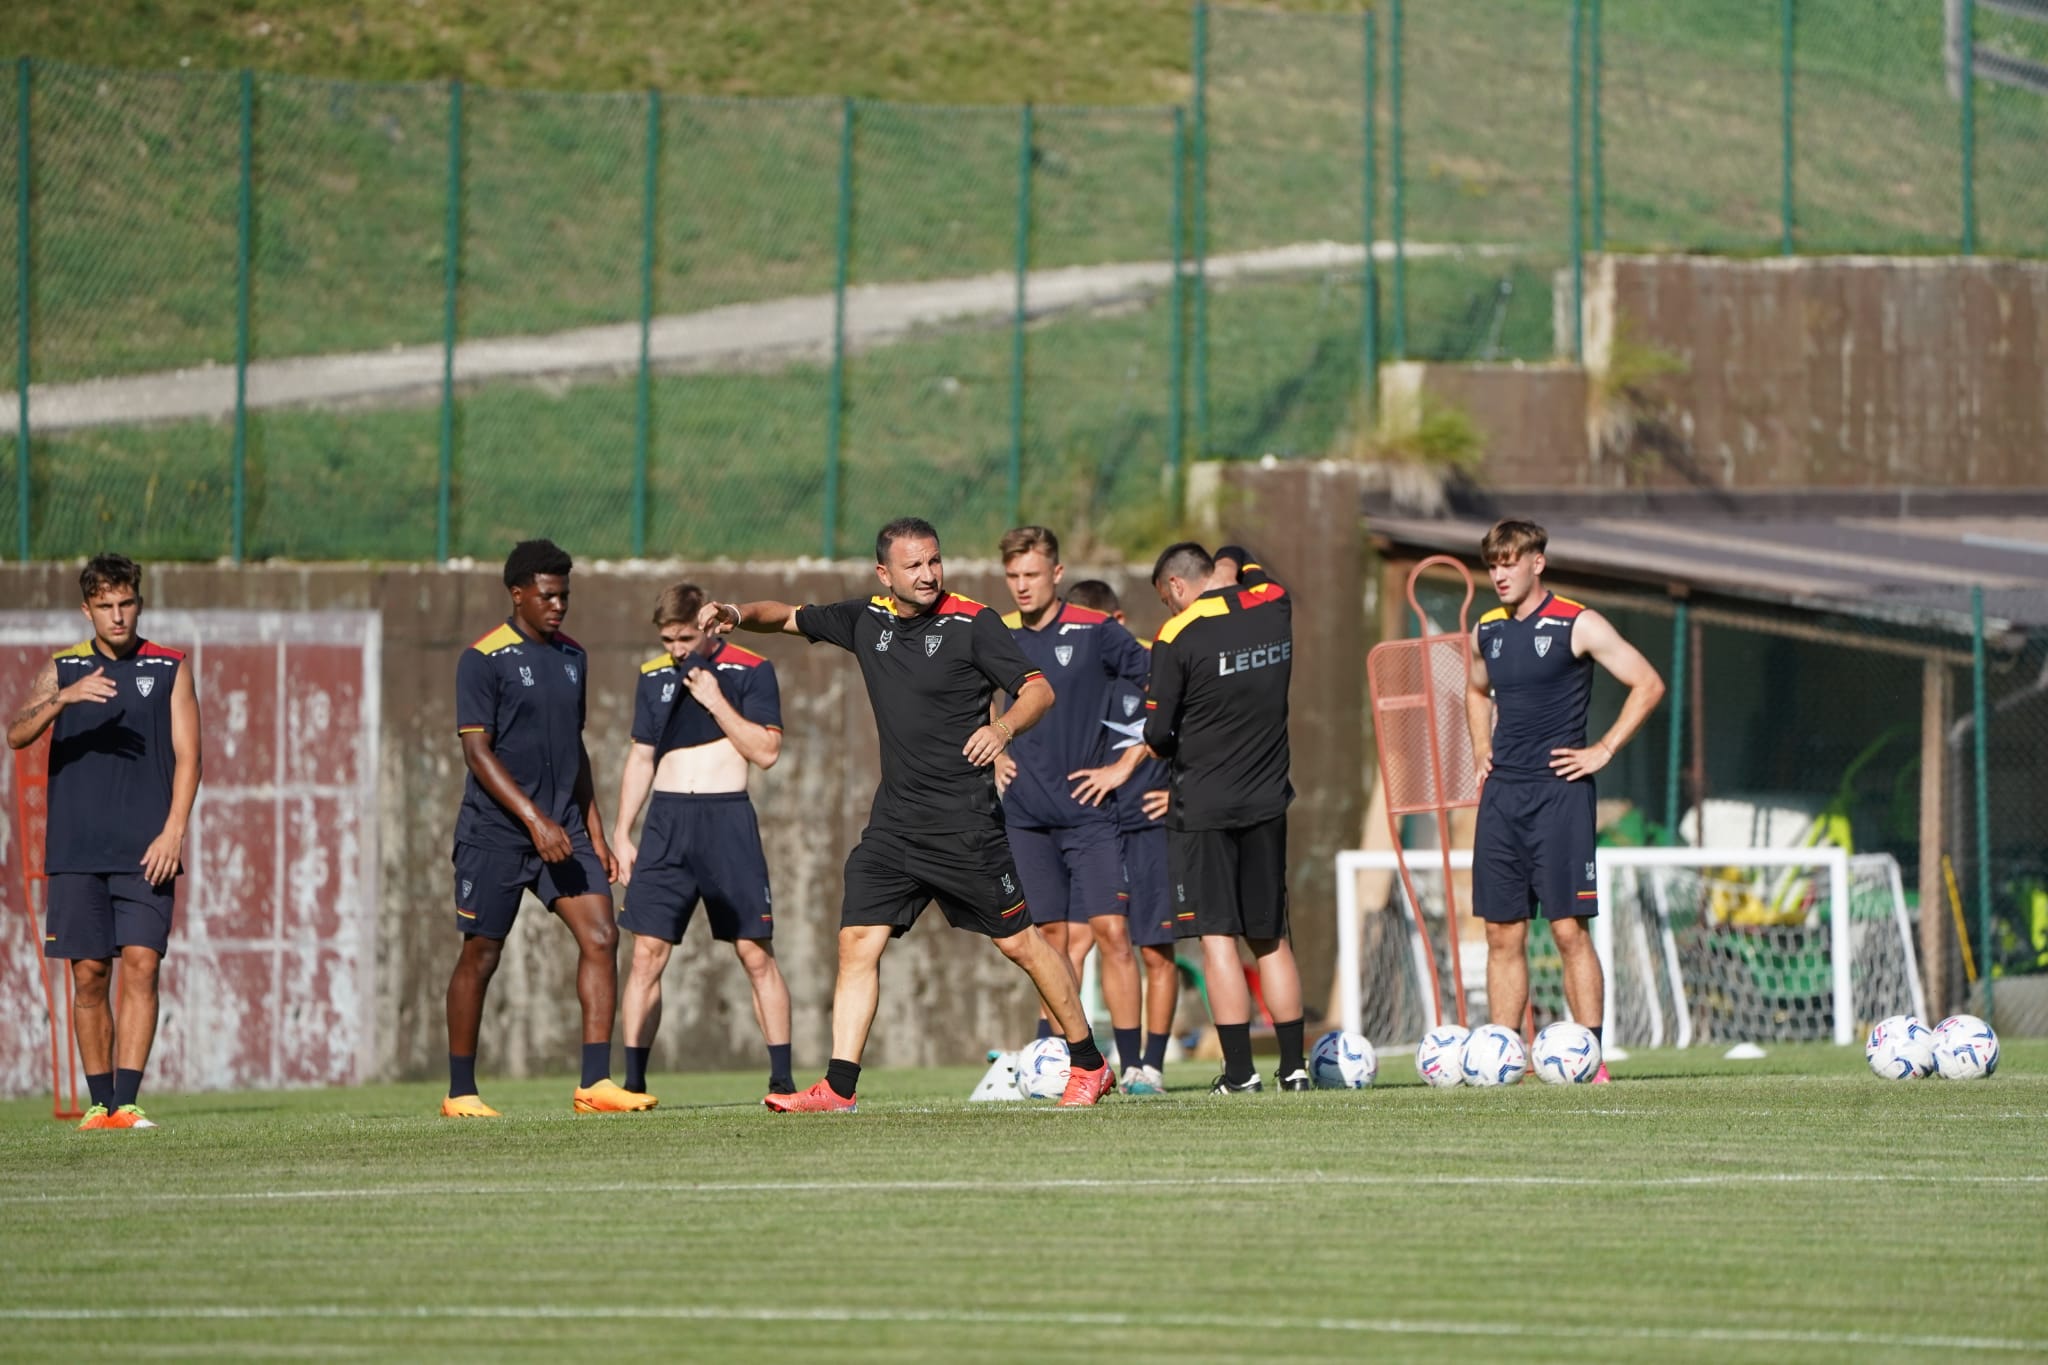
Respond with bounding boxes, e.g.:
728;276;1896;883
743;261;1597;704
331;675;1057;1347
1142;578;1294;831
796;593;1041;833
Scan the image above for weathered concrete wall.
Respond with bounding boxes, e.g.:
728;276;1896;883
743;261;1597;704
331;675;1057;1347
0;558;1189;1083
1584;254;2048;488
1381;362;1593;488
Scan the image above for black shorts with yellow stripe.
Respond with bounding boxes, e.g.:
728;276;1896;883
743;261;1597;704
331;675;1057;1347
840;824;1031;939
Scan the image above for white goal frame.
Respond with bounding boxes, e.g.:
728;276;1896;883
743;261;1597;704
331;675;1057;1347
1334;845;1921;1047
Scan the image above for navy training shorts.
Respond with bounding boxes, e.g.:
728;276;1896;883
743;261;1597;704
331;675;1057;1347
1120;825;1175;949
1472;777;1599;923
44;872;177;960
619;792;774;943
452;835;611;939
1009;819;1125;927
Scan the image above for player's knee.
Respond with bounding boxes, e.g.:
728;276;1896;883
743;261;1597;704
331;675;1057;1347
735;939;777;978
631;936;671;977
463;936;504;976
71;960;111;1002
992;927;1035;963
118;949;161;986
580;919;618;957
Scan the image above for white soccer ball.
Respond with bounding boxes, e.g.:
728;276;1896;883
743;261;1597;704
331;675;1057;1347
1014;1037;1071;1099
1864;1014;1936;1080
1530;1021;1601;1084
1460;1024;1528;1087
1415;1025;1470;1088
1310;1029;1378;1089
1932;1014;2000;1081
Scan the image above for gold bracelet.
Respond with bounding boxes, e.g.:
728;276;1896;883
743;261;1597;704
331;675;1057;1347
992;719;1013;745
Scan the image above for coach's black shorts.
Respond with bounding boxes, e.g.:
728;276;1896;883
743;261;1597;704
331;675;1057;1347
620;792;774;943
1167;814;1289;941
1121;825;1175;949
44;873;177;960
452;836;611;939
1473;777;1598;923
1009;819;1125;926
841;824;1029;939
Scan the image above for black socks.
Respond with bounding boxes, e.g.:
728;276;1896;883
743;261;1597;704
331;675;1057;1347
624;1046;651;1094
825;1058;861;1099
580;1041;611;1089
1113;1027;1141;1075
1067;1034;1105;1073
1275;1018;1305;1077
767;1043;794;1091
113;1068;144;1109
1142;1032;1169;1073
1217;1022;1254;1084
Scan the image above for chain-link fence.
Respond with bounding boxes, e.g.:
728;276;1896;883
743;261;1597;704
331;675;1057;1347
4;4;2047;562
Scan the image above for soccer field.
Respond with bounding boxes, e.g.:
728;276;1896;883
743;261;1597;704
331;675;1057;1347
4;1044;2045;1363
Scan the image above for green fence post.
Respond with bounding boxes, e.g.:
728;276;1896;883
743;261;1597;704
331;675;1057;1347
1390;0;1406;360
1780;0;1795;255
1192;3;1210;460
1666;600;1688;842
14;57;30;562
1971;585;1992;1010
1570;0;1585;364
1590;0;1604;251
232;69;253;563
1007;102;1032;529
1361;9;1379;419
436;80;462;563
633;88;660;559
1168;107;1187;515
822;96;854;561
1960;0;1977;255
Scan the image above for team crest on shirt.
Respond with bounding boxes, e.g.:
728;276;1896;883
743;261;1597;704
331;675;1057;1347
1054;645;1073;667
135;676;155;697
564;663;578;684
1534;636;1552;658
1487;637;1502;659
660;682;676;703
875;630;893;653
924;635;942;657
519;666;535;686
1122;693;1140;718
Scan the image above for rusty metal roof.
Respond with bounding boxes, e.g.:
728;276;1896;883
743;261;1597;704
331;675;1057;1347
1365;490;2048;640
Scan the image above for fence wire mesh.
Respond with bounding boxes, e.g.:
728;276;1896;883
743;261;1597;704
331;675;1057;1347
1;6;2046;565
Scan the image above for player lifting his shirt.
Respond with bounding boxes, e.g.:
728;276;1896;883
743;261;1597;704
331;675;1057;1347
1467;519;1664;1079
698;516;1116;1111
613;582;796;1102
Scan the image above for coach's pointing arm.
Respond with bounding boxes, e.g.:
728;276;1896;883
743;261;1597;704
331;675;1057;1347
698;600;806;637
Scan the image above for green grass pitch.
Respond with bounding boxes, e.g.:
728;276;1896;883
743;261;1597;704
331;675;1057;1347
3;1042;2046;1362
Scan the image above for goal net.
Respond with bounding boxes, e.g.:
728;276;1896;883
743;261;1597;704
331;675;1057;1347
1334;846;1924;1049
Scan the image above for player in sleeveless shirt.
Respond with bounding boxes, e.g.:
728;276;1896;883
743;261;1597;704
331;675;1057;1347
8;554;201;1130
1467;520;1665;1079
613;582;795;1102
698;517;1116;1111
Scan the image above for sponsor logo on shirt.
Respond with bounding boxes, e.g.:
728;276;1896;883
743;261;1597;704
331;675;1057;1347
519;666;536;687
1216;639;1291;676
875;630;893;653
1488;637;1503;659
660;683;676;703
565;664;578;684
1057;622;1095;635
1536;617;1569;628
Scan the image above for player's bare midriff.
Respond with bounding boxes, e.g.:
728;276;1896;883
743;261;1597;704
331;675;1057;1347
652;736;750;794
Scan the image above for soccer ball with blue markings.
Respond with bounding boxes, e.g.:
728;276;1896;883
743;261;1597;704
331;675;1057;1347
1309;1030;1377;1089
1864;1015;1936;1080
1415;1025;1470;1088
1015;1037;1071;1099
1531;1021;1601;1084
1460;1024;1528;1087
1931;1014;2000;1081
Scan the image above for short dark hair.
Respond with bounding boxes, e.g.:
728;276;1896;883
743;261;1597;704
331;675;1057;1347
1065;579;1119;613
1480;519;1547;565
998;525;1060;565
1150;541;1213;587
80;553;142;601
504;538;573;589
876;517;940;565
652;583;704;627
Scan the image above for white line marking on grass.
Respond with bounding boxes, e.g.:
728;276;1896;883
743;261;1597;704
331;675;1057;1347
0;1304;2038;1354
4;1170;2045;1207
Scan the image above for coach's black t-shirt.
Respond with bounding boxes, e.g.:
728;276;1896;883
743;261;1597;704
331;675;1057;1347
1142;578;1294;832
1474;592;1595;783
454;619;590;852
796;593;1041;833
631;640;783;759
46;638;184;875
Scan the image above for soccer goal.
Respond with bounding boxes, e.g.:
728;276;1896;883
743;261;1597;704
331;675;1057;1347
1333;846;1925;1048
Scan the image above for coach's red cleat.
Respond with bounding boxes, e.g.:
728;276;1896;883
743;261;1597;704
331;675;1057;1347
764;1078;857;1113
1056;1061;1116;1107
